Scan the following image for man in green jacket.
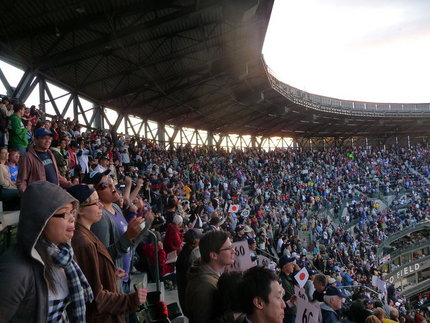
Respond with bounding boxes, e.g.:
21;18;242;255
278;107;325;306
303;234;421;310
8;104;29;156
279;255;298;323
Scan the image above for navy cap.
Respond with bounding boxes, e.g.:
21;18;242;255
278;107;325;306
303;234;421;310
67;184;95;204
279;255;296;268
183;229;203;244
324;286;347;298
82;169;111;186
34;128;53;138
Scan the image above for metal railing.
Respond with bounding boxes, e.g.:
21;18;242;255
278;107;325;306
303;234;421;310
262;57;430;118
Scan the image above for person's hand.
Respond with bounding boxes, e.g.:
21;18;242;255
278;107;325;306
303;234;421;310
158;241;164;249
137;178;144;186
145;210;155;223
135;288;148;304
290;294;297;305
114;268;128;280
125;176;132;185
125;216;145;240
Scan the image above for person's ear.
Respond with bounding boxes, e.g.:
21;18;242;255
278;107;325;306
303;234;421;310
209;251;218;261
253;297;264;310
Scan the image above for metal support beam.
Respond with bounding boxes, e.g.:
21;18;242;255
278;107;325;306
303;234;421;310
12;69;35;101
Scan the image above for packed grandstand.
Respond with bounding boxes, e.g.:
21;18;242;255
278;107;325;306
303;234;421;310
1;1;430;323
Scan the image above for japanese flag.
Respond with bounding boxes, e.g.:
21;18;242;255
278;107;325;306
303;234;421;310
294;267;309;289
228;204;240;213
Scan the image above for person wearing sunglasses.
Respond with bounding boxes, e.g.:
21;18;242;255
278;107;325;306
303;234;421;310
82;170;151;292
68;184;147;322
0;181;93;322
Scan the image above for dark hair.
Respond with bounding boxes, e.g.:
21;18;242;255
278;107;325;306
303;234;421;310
217;271;243;313
314;274;327;286
199;230;229;264
237;267;279;315
13;103;25;113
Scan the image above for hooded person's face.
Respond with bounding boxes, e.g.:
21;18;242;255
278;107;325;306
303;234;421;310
43;203;76;245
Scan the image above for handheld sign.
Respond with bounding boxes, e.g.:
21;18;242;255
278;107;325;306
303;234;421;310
295;286;322;323
225;240;255;272
294;267;309;289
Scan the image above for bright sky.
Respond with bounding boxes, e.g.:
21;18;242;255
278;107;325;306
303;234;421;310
262;0;430;104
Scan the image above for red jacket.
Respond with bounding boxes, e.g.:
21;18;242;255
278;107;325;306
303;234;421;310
163;223;183;254
17;146;72;193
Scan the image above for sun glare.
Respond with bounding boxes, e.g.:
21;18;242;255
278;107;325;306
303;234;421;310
262;0;430;103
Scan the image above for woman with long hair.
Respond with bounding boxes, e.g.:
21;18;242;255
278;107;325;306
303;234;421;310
68;184;147;322
0;181;93;322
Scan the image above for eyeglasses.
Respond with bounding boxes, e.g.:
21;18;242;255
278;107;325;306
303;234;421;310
81;200;102;208
52;209;77;221
96;178;113;190
218;245;234;252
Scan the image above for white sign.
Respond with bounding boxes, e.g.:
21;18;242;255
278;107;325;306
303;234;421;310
225;240;255;272
295;286;322;323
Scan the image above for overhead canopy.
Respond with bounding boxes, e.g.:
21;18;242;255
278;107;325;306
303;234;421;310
1;0;430;138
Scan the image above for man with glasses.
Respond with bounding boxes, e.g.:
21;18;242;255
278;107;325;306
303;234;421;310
184;230;236;322
17;128;72;193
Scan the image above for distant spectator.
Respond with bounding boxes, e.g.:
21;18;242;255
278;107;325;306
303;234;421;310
6;148;19;183
163;214;183;255
0;147;19;209
50;139;69;179
17;128;72;193
9;103;29;156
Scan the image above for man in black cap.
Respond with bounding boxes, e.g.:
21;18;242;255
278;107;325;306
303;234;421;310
176;229;202;311
321;286;347;323
278;255;298;323
17;128;72;193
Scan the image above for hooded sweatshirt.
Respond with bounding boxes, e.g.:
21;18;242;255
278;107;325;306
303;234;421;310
0;181;77;322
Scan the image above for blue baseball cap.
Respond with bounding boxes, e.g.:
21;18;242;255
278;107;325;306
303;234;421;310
34;128;53;138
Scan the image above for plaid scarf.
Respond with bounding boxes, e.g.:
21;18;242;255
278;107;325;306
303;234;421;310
50;242;94;322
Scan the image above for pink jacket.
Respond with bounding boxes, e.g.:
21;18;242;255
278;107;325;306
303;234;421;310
17;146;72;193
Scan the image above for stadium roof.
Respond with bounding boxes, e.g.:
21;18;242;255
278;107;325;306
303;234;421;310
1;0;430;138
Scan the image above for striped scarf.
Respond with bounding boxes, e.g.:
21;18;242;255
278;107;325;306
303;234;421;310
51;242;94;322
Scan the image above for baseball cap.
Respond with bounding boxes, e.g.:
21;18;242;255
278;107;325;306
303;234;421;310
183;229;203;244
324;286;347;298
34;128;53;138
67;184;95;204
82;169;111;186
328;277;337;284
279;255;296;268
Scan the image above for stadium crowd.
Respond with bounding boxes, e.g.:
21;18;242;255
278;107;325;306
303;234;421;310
0;96;429;323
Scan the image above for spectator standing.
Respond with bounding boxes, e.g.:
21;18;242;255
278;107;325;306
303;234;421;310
17;128;72;193
82;170;148;288
184;230;235;322
0;181;93;322
68;184;147;322
176;229;202;311
50;140;69;179
9;103;29;156
163;214;183;255
279;255;298;323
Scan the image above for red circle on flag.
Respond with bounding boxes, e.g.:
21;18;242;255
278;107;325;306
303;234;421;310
299;273;306;280
231;206;238;212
